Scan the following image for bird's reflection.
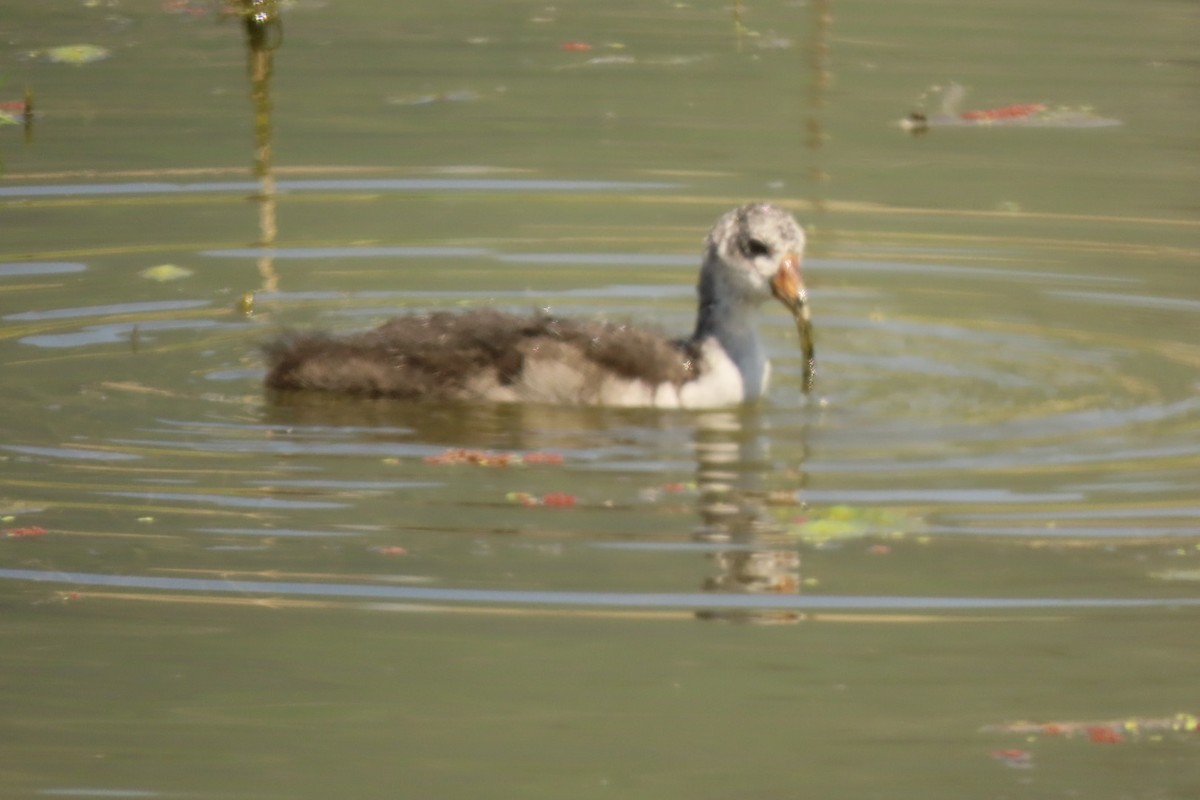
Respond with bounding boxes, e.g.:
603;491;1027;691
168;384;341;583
693;411;807;624
262;394;811;624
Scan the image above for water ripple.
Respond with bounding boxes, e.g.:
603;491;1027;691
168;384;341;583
3;444;141;461
4;299;209;322
0;177;677;199
1;568;1196;611
99;491;346;510
0;261;87;277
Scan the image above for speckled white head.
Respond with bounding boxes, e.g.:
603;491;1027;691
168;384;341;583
702;203;807;308
696;202;815;395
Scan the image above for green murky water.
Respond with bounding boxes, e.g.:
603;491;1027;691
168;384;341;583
2;1;1198;797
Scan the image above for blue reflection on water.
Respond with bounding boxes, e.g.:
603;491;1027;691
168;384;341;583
924;524;1200;538
155;417;415;436
2;444;141;461
0;178;676;199
201;247;697;270
497;253;693;266
4;300;210;322
98;491;346;510
21;319;243;349
0;262;87;277
194;527;362;538
1048;289;1200;312
801;488;1083;504
203;246;490;259
247;479;439;490
2;568;1197;611
813;258;1137;285
110;436;438;459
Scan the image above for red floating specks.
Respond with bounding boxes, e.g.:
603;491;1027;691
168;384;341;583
5;526;47;538
1087;726;1124;744
522;451;565;465
161;0;210;18
560;41;593;52
961;103;1046;122
506;491;540;507
424;448;515;467
541;492;577;508
372;546;408;556
983;713;1197;741
637;481;697;502
423;448;564;468
505;491;577;508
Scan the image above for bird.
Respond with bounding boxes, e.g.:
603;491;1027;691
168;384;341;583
263;203;815;408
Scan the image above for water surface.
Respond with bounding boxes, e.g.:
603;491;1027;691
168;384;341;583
2;1;1198;798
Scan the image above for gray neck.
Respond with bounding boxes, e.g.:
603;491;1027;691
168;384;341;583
691;263;768;398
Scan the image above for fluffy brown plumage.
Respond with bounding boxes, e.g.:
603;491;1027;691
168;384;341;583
265;309;702;402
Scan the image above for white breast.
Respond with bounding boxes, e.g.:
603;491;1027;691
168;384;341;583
465;335;764;409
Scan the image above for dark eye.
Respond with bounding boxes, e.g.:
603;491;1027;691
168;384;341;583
742;237;771;258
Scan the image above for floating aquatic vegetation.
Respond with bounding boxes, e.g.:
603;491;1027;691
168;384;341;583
235;291;256;316
981;713;1198;741
23;44;112;65
139;263;194;282
520;452;565;465
784;505;920;545
506;491;577;508
161;0;212;19
4;526;47;539
0;91;33;126
422;448;563;467
899;82;1121;132
637;481;697;503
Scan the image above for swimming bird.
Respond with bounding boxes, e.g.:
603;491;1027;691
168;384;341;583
264;202;815;408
